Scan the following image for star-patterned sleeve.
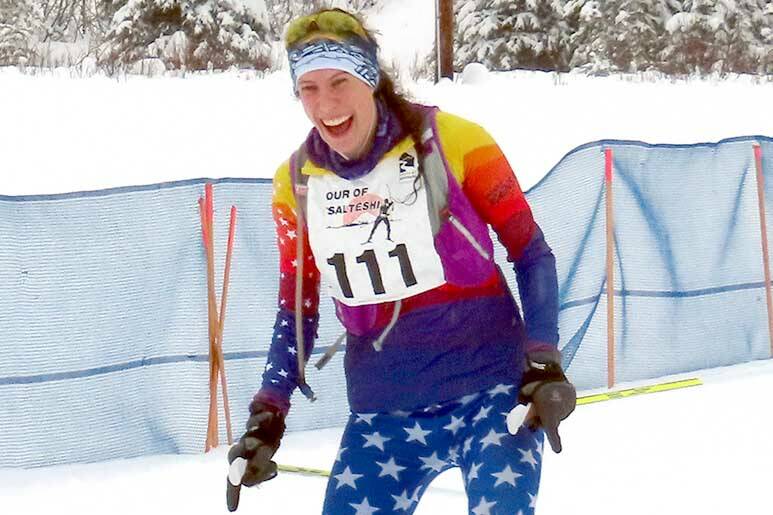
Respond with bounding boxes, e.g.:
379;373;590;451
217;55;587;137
253;160;322;414
435;112;559;350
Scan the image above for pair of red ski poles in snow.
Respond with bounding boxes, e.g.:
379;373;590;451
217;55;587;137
199;183;237;452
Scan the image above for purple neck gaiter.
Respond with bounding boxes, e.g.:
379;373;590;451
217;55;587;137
304;100;406;180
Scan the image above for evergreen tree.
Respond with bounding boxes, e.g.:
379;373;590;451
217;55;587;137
662;0;772;74
605;0;670;71
714;0;773;74
661;0;728;74
100;0;272;71
0;0;43;65
455;0;571;72
567;0;612;73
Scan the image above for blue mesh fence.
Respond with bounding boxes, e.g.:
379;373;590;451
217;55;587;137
1;136;771;468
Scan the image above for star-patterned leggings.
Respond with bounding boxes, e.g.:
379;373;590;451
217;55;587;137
322;384;544;515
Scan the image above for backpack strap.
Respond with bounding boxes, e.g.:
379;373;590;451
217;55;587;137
289;144;315;402
418;109;450;236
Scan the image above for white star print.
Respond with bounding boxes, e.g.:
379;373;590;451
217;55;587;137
419;451;446;472
265;362;273;371
303;298;312;308
404;422;431;445
362;432;390;452
488;383;515;397
291;259;298;268
529;492;538;509
519;448;538;469
355;413;377;425
443;415;466;435
280;272;286;279
376;457;406;480
277;368;288;378
467;462;482;484
472;496;496;515
280;218;289;226
280;319;288;327
463;437;474;455
536;439;544;457
350;497;379;515
278;237;285;246
276;333;283;339
279;297;286;306
447;446;460;463
391;490;414;511
286;229;297;240
458;393;478;405
491;464;522;487
270;379;278;384
480;429;507;451
336;447;347;462
472;405;492;424
333;466;362;490
288;345;296;355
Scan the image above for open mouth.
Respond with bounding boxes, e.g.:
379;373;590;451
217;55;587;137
322;115;353;137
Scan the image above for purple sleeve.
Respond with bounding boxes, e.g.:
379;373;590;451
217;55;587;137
510;224;559;352
253;308;318;415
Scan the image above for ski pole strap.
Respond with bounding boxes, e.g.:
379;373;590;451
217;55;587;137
315;331;347;370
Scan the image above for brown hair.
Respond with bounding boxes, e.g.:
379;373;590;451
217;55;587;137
297;8;428;184
356;14;428;199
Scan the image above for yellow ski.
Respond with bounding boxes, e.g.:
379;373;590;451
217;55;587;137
277;376;703;477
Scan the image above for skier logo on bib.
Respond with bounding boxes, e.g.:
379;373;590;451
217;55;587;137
364;197;394;243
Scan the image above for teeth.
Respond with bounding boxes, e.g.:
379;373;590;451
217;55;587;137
323;115;350;127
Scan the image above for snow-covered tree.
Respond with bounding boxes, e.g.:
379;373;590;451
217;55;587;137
570;0;670;73
605;0;671;71
567;0;612;72
100;0;272;71
0;0;43;65
454;0;571;72
710;0;772;74
661;0;772;74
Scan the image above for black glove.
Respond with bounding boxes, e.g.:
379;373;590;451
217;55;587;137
517;349;576;453
226;402;286;512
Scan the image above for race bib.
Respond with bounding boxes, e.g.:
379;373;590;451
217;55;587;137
305;150;446;306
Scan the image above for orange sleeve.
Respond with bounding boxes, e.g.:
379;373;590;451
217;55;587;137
272;161;320;315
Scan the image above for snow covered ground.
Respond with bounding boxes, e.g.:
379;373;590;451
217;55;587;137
2;2;773;514
1;359;772;514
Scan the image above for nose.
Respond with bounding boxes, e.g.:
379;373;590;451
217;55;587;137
317;86;339;115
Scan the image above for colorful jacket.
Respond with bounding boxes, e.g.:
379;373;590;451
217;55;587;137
256;103;558;414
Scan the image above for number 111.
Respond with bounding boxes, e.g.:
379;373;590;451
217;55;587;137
326;243;417;298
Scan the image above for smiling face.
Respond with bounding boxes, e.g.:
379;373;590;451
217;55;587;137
297;69;378;160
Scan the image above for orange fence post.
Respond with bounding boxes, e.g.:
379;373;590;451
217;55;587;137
216;206;237;445
605;148;616;389
202;184;219;451
753;143;773;358
200;185;237;450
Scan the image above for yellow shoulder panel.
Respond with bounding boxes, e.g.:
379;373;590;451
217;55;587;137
272;159;296;210
434;111;496;183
